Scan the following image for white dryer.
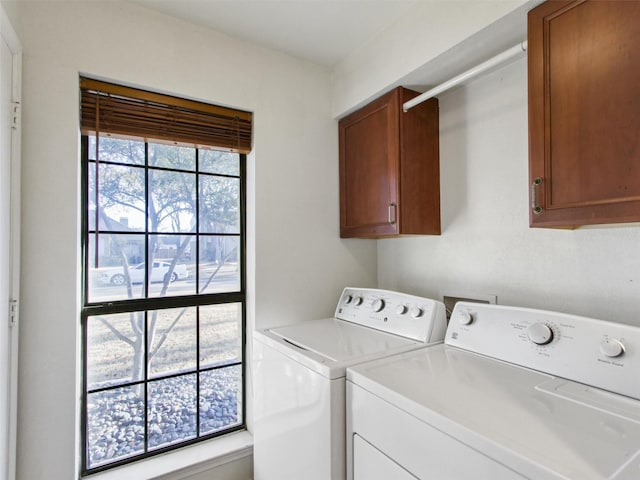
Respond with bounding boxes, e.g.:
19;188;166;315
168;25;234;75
347;302;640;480
253;288;447;480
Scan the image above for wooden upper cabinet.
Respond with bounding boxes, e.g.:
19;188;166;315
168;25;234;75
339;87;440;238
528;0;640;228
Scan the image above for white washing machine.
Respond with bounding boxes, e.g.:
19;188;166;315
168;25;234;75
253;287;447;480
347;302;640;480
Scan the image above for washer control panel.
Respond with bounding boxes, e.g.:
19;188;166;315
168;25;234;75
336;288;447;343
447;302;640;400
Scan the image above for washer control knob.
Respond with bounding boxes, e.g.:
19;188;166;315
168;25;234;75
600;338;625;358
396;304;408;315
527;323;554;345
344;295;353;304
458;311;474;326
410;306;423;318
372;299;385;312
353;296;363;306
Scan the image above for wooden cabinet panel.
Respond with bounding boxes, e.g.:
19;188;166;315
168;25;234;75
528;0;640;228
339;87;440;238
340;92;399;237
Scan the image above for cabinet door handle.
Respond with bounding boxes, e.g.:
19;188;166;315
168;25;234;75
388;202;397;224
531;177;543;215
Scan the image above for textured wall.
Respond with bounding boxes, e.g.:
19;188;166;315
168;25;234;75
378;57;640;325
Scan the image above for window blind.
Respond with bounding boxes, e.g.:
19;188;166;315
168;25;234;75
80;77;252;153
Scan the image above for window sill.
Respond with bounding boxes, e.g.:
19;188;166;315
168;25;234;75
83;430;253;480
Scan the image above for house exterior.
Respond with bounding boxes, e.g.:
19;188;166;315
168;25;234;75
2;1;639;479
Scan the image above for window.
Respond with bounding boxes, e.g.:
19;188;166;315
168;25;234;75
80;78;251;474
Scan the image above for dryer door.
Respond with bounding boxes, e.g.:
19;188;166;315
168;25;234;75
354;434;417;480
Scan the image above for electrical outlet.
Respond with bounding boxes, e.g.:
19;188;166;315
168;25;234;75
441;292;497;320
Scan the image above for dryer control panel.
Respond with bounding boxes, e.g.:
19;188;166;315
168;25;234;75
336;288;446;343
447;302;640;401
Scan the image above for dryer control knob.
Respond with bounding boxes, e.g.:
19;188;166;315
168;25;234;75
458;311;474;325
372;299;385;312
396;304;408;315
353;296;363;306
527;323;554;345
600;338;625;358
343;295;353;304
410;307;423;318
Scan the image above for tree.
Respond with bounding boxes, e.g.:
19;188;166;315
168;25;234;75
89;137;240;385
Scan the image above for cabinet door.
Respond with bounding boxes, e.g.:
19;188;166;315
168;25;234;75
528;0;640;228
339;90;399;238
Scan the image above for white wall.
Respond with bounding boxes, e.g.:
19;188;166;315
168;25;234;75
328;0;639;324
9;1;376;479
331;0;529;117
378;57;640;325
328;0;639;325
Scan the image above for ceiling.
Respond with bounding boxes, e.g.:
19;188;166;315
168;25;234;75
130;0;419;67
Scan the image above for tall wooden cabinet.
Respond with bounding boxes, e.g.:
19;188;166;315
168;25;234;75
528;0;640;228
339;87;440;238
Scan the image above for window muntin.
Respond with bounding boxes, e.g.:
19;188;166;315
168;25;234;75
82;133;245;473
85;305;244;469
86;140;242;304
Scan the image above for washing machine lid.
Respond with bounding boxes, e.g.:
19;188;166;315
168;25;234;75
256;318;422;379
347;345;640;480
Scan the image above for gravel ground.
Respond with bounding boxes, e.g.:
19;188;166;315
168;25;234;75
85;304;243;469
87;365;242;468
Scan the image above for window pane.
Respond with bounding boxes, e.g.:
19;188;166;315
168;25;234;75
98;163;146;232
149;170;196;233
198;236;240;294
91;135;145;165
148;375;197;450
87;311;145;390
88;162;96;230
148;307;197;379
199;365;242;435
88;135;97;161
83;124;245;471
88;234;146;302
199;176;240;233
199;303;242;368
86;386;145;469
199;149;239;176
149;143;195;171
148;235;195;297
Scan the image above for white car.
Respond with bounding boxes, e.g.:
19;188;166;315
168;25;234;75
99;261;189;286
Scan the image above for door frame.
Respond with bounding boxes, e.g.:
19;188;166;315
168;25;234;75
1;5;21;480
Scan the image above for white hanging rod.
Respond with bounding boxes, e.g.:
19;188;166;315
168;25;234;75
403;40;528;112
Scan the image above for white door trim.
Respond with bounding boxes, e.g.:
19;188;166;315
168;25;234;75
1;5;21;480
